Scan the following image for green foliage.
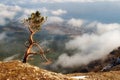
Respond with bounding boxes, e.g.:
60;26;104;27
25;11;47;32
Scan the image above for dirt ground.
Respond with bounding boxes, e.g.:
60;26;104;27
68;71;120;80
0;60;76;80
0;60;120;80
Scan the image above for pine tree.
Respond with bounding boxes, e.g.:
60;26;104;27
22;11;50;64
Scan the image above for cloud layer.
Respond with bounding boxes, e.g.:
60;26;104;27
67;18;84;28
54;21;120;68
0;32;7;41
0;2;68;26
51;9;67;16
40;0;120;3
0;3;49;26
0;4;21;25
46;16;64;24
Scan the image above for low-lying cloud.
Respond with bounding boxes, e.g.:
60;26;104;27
46;16;64;24
0;3;52;26
67;18;84;28
51;9;67;16
0;3;21;25
53;21;120;68
0;32;7;41
0;3;35;25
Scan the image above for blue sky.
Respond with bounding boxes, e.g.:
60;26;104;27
0;0;120;26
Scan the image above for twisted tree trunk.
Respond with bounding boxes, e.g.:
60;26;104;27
23;28;50;63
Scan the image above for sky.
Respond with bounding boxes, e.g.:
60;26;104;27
0;0;120;26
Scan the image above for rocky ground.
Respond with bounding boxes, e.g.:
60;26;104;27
0;60;120;80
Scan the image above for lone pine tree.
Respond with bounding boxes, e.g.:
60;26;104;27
22;11;50;64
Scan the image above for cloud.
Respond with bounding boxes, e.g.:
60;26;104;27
96;23;120;34
54;21;120;68
67;18;84;27
0;3;49;25
51;9;67;16
0;32;7;41
0;3;21;25
40;0;120;3
0;3;36;25
3;54;19;62
84;21;120;34
46;16;64;24
1;0;119;5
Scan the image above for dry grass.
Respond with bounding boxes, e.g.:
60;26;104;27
0;60;76;80
0;60;120;80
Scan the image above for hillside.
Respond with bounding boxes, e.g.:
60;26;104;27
0;60;120;80
0;60;76;80
68;71;120;80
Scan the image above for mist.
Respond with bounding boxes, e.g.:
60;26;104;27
53;21;120;69
0;32;7;41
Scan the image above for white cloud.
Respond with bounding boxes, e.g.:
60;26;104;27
18;7;49;22
54;22;120;68
1;0;119;5
0;3;21;25
46;16;64;24
0;32;7;41
51;9;67;16
41;7;48;14
84;21;120;34
40;0;120;3
0;3;49;25
3;54;19;62
33;0;62;3
96;23;120;34
23;9;35;15
56;29;120;68
67;18;84;27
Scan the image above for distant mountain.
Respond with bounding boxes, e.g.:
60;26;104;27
44;24;82;36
